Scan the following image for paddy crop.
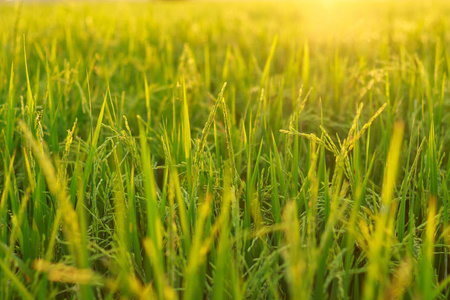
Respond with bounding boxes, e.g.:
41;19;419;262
0;1;449;299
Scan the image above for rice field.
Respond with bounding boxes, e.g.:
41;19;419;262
0;1;449;299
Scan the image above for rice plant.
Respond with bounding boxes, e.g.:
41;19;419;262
0;1;449;299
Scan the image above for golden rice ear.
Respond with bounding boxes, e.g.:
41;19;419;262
33;260;103;286
58;118;78;185
19;121;83;262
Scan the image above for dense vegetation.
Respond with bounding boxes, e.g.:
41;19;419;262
0;1;449;299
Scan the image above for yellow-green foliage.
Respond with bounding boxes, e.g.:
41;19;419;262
0;1;449;299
